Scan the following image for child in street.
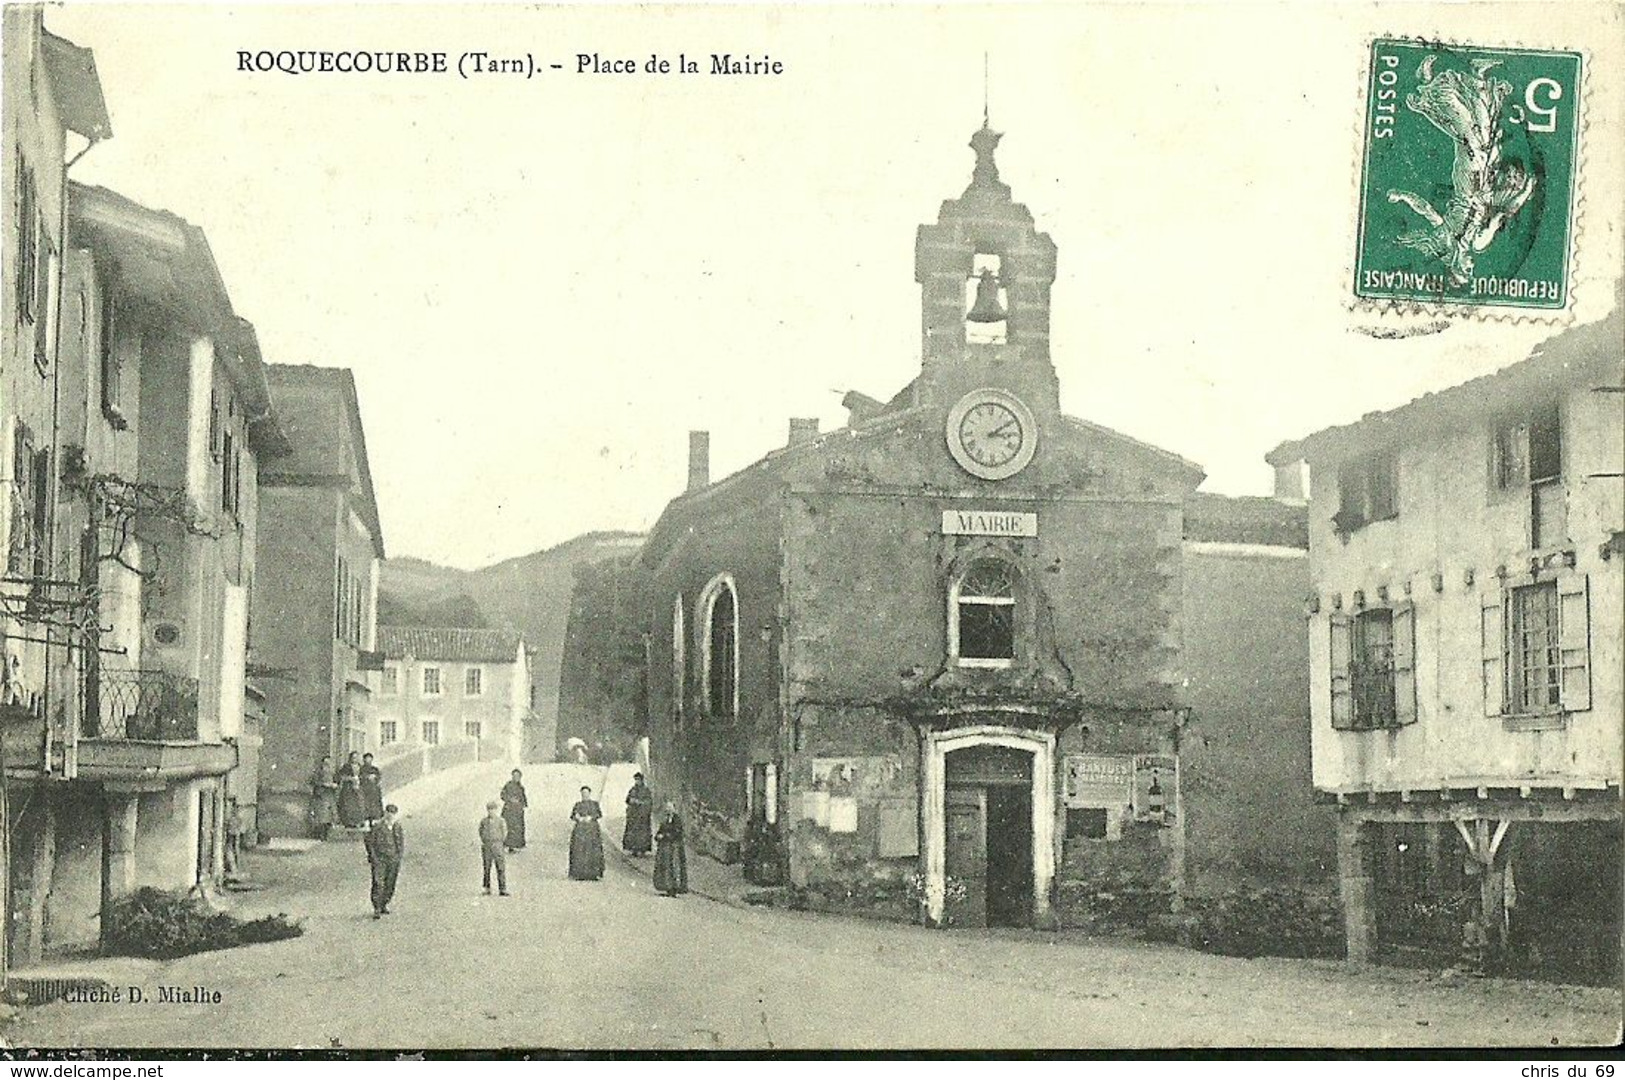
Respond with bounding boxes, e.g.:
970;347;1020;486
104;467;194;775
480;800;510;896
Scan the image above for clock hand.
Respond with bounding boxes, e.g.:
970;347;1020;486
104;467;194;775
987;421;1019;438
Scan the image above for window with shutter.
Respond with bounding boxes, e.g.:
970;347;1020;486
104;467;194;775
1391;602;1418;726
16;158;37;325
7;425;34;575
1481;592;1506;716
220;430;234;512
334;556;347;640
34;236;54;372
99;280;121;417
1329;614;1355;729
29;447;48;579
1556;573;1591;713
1334;450;1399;532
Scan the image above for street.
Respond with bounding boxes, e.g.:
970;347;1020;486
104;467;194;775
7;762;1620;1051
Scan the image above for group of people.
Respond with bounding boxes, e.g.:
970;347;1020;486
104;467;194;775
357;767;691;918
622;772;688;898
310;751;386;838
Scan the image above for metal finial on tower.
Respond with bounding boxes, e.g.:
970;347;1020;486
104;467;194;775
982;52;989;126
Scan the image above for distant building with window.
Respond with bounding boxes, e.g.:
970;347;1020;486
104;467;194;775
375;627;531;764
1267;308;1623;982
600;122;1331;933
252;364;385;839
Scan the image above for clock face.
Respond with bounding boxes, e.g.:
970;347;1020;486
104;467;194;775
946;389;1038;480
958;401;1025;469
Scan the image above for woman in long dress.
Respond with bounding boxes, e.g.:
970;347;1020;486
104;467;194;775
500;769;528;852
359;752;385;825
335;751;365;829
622;772;653;856
567;785;604;880
309;756;338;840
653;801;688;897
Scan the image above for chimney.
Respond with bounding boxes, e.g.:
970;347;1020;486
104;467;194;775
788;417;819;447
687;430;710;492
1273;460;1306;502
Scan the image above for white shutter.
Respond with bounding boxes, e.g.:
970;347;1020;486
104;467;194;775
1557;574;1591;713
1481;592;1507;716
1329;614;1354;729
1392;602;1418;726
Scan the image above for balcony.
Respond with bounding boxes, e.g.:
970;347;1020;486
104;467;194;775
90;669;199;741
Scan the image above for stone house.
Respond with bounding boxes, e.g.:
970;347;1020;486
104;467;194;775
2;175;289;962
374;627;532;766
1267;308;1623;982
1;7;112;969
252;364;385;839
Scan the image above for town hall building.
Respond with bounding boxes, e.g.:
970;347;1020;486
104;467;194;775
615;121;1335;933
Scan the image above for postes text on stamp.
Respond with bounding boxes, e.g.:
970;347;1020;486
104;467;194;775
1355;39;1583;312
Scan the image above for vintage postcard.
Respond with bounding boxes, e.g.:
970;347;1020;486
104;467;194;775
0;0;1620;1057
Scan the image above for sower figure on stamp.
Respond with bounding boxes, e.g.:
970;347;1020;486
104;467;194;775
480;800;510;895
365;804;405;918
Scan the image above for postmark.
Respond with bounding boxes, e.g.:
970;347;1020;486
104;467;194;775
1354;39;1584;313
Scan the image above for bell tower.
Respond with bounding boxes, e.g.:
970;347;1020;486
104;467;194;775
914;120;1060;413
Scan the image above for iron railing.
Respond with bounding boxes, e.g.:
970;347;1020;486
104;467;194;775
91;669;199;740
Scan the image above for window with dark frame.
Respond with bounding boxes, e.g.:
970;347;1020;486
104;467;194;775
955;559;1017;664
464;720;482;739
1335;450;1398;532
705;582;736;716
465;667;482;696
423;666;441;695
1509;580;1561;713
422;720;440;746
1351;609;1397;726
379;720;398;745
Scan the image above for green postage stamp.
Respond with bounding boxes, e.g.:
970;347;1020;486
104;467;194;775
1354;39;1584;312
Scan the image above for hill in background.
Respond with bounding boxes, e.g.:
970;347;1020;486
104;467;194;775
378;532;646;760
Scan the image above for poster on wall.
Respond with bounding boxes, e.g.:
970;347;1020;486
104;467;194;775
1062;754;1134;810
1133;754;1178;824
812;755;902;796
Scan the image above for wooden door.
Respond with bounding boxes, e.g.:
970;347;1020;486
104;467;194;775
944;785;987;927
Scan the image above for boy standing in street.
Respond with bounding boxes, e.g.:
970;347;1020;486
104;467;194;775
480;800;509;896
364;804;405;919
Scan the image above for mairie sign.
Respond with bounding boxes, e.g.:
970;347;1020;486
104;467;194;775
940;509;1038;537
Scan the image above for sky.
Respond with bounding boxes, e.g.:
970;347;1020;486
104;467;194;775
47;2;1625;570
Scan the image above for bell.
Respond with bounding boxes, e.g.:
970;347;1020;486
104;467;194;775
966;269;1006;323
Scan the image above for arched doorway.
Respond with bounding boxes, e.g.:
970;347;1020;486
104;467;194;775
921;723;1054;928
